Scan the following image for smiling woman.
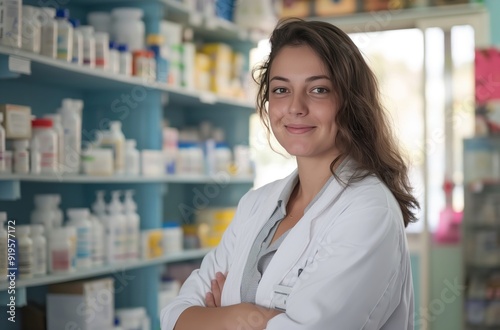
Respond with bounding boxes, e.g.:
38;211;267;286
161;18;420;330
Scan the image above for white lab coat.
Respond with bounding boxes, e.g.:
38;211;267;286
160;160;414;330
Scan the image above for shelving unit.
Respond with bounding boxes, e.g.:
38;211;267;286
0;1;258;329
0;173;254;184
462;137;500;330
0;248;212;291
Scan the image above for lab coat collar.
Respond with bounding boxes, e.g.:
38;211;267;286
225;157;357;306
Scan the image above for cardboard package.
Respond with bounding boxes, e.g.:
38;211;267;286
47;278;114;330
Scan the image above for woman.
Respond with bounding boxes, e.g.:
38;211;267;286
161;18;420;330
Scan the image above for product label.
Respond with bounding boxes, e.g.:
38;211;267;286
18;243;32;277
57;29;72;61
76;227;91;259
7;109;31;138
51;249;70;271
0;0;21;47
34;244;46;274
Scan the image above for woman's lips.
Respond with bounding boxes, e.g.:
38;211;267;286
285;125;315;134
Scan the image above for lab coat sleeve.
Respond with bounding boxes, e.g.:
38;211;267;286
160;191;255;330
266;205;408;330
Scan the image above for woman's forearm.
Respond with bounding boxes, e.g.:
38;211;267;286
174;304;282;330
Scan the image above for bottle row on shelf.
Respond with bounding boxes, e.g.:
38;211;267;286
0;101;254;178
0;188;236;283
0;1;253;100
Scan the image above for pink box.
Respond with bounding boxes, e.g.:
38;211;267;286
475;48;500;104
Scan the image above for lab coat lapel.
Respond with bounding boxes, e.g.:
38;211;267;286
224;170;299;305
255;159;355;307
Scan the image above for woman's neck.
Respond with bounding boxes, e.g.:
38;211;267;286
294;155;340;204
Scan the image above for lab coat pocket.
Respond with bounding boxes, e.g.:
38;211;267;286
270;284;293;312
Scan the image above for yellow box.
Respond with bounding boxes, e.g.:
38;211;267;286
141;229;164;259
195;52;211;91
201;43;233;96
315;0;357;16
279;0;313;18
0;104;32;139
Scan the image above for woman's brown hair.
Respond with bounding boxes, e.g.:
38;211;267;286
254;18;420;227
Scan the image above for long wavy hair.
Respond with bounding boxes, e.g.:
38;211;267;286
253;18;420;227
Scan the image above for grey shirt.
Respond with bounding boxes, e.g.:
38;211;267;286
240;175;334;303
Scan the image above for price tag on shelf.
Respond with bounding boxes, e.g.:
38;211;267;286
199;92;217;105
9;56;31;75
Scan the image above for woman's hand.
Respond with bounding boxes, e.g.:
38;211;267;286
205;272;226;307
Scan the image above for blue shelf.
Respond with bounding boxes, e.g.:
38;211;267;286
68;0;267;45
0;173;255;184
0;248;212;291
0;46;256;112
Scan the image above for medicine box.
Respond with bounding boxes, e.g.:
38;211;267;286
315;0;357;16
47;277;114;330
278;0;314;18
0;104;32;139
201;43;233;97
363;0;405;11
0;0;21;48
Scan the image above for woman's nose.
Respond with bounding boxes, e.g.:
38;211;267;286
288;93;308;116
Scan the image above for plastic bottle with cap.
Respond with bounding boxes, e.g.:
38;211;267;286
118;44;132;76
21;5;41;53
39;7;57;58
109;41;120;74
17;225;34;279
31;118;58;174
66;208;92;268
90;190;106;266
43;113;64;173
13;139;30;174
59;99;82;173
78;25;96;68
50;194;64;227
124;190;140;260
106;190;127;263
30;224;47;276
101;121;125;175
0;212;7;281
55;8;73;62
95;32;110;70
31;194;56;233
0;113;6;173
49;227;74;273
69;18;83;65
125;139;140;175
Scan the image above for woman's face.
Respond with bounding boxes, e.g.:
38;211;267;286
268;45;340;161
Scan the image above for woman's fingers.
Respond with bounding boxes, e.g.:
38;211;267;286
205;292;216;307
206;272;227;308
211;279;222;307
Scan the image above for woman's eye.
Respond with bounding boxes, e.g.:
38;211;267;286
273;87;287;94
311;87;328;94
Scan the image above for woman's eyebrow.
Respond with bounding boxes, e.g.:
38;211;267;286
270;75;330;83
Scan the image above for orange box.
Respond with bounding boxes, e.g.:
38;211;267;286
279;0;314;18
315;0;357;16
363;0;405;11
434;0;468;5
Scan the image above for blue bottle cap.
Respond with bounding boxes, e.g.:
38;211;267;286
117;44;129;52
56;8;70;19
109;41;117;49
68;18;80;28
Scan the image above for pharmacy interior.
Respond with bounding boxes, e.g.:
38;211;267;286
0;0;499;329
